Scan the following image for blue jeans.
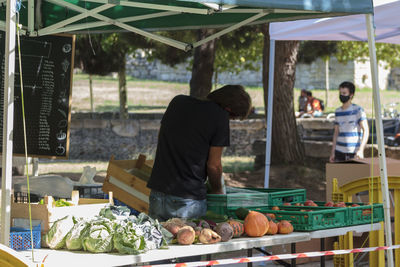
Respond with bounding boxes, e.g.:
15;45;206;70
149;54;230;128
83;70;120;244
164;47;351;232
148;190;207;221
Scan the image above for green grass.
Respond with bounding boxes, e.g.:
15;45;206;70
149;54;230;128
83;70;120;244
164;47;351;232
72;74;400;118
74;73;189;88
71;75;264;113
222;156;254;173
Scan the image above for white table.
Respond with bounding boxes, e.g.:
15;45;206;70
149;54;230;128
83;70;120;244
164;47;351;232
18;223;381;267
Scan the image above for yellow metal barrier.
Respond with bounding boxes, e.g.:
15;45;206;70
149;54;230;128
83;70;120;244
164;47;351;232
332;176;400;267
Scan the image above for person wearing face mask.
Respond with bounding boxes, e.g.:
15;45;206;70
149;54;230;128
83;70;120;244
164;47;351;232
329;81;369;162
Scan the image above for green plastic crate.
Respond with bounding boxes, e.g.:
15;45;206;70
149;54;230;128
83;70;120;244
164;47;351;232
287;201;362;207
282;201;384;226
250;206;348;231
207;187;269;218
207;187;306;218
346;203;384;225
243;188;306;206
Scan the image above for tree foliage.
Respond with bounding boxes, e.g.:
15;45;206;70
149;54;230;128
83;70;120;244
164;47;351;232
214;26;263;75
336;41;400;68
75;34;119;75
75;33;155;73
297;41;337;63
144;27;264;79
297;40;400;68
146;31;194;66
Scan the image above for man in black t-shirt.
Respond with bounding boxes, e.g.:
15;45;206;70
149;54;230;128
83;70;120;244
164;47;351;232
147;85;252;221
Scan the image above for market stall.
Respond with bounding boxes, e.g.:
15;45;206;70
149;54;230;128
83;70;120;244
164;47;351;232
6;183;386;267
17;223;381;267
1;0;392;266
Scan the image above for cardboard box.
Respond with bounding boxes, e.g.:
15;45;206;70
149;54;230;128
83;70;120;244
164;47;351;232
11;190;113;235
326;157;400;201
102;154;152;214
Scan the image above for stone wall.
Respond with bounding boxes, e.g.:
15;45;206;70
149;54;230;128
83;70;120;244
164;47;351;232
69;113;266;160
295;57;354;90
354;60;391;90
389;68;400;90
126;52;398;90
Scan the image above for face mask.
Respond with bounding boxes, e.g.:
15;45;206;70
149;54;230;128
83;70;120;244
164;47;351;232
339;95;351;103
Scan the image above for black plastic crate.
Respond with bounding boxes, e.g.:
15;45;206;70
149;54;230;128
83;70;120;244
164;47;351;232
73;184;106;199
14;192;41;203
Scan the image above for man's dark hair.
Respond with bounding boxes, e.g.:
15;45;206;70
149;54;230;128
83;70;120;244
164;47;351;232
306;91;312;97
339;81;355;95
207;85;252;120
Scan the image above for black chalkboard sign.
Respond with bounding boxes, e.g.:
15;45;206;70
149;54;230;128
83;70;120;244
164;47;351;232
0;32;74;158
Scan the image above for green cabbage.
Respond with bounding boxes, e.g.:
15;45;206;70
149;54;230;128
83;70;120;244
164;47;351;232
82;218;114;253
99;205;130;220
113;220;146;254
65;219;89;250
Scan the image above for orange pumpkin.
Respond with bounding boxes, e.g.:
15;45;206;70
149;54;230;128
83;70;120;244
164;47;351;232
278;220;294;234
227;220;244;238
266;220;278;235
244;211;269;237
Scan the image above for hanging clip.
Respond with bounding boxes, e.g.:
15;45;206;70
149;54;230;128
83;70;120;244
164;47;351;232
15;0;25;12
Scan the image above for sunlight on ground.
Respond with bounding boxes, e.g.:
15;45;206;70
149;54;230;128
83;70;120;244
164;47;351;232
24;157;255;176
27;161;109;175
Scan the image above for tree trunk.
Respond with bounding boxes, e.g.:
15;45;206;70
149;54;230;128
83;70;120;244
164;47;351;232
190;29;216;98
262;24;304;164
214;70;218;90
325;56;330;107
89;74;94;117
118;56;129;119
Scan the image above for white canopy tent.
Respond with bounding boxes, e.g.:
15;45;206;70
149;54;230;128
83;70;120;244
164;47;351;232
270;0;400;44
265;0;399;265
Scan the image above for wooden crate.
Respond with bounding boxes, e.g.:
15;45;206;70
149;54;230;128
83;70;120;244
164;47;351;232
11;190;113;235
102;154;152;214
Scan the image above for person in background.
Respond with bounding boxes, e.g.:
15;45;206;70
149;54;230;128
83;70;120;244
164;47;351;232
298;89;308;116
147;85;252;222
304;91;323;117
330;81;369;162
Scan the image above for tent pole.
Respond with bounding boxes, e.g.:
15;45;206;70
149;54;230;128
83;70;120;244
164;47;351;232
264;39;275;188
1;0;16;245
366;14;394;267
28;0;34;33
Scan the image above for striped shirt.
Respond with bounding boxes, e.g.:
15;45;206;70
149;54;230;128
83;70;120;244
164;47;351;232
334;104;367;153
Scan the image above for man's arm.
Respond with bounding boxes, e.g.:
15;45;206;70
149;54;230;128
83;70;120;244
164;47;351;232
207;146;224;194
330;125;339;162
356;119;369;159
